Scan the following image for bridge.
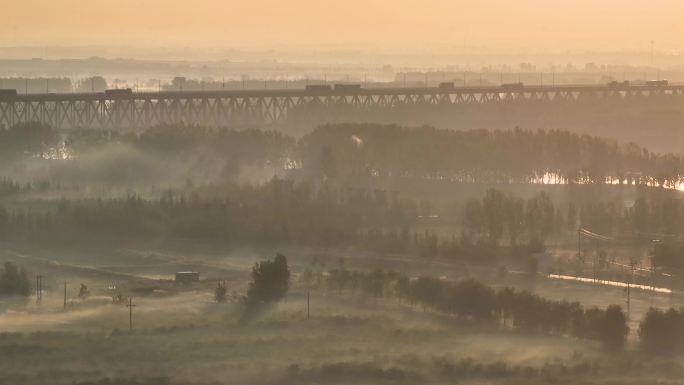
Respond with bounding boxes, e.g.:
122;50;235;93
1;84;683;130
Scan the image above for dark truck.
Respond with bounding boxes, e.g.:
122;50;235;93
607;80;630;86
305;85;332;92
334;84;361;90
104;88;134;97
0;89;18;100
501;82;524;89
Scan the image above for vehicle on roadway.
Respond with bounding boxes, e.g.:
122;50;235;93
334;84;361;90
305;85;332;92
645;80;668;86
104;88;133;97
607;80;630;87
438;82;455;89
0;89;17;99
501;82;524;89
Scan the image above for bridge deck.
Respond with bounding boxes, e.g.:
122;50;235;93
3;84;684;102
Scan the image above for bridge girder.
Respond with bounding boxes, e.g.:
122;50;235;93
0;86;682;130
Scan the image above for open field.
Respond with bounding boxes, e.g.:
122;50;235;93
1;244;683;384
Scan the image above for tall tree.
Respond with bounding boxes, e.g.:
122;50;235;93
246;254;291;306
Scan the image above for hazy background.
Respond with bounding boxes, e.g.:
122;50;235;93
2;0;682;55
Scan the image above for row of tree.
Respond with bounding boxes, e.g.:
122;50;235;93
463;189;555;245
309;269;629;350
0;179;421;246
6;122;684;189
299;124;684;187
5;181;684;266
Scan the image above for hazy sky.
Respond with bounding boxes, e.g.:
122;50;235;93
2;0;682;53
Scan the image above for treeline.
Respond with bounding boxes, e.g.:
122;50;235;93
299;124;684;187
307;269;628;350
0;179;418;246
6;122;684;189
2;123;293;175
0;179;55;197
0;77;72;94
5;177;684;266
462;188;684;247
463;189;555;246
65;125;293;167
0;122;59;160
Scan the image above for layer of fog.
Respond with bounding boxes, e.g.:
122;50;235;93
1;141;286;199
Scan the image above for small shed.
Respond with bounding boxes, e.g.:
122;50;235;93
175;271;200;285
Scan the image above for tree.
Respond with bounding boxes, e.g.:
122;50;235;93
482;189;506;244
215;281;227;303
78;284;90;299
526;192;555;244
597;305;629;351
639;307;681;354
246;253;291;306
0;262;30;296
0;122;60;160
450;279;495;320
463;200;483;237
76;76;108;92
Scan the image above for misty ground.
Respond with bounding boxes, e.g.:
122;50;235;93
0;243;681;385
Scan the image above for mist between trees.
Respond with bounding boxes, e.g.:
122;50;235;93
3;122;684;188
2;180;684;268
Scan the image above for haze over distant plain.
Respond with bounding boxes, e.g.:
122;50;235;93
2;0;682;54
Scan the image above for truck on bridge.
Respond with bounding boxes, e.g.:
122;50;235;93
104;88;133;97
305;85;332;92
501;82;524;89
0;89;17;99
607;80;630;87
334;84;361;90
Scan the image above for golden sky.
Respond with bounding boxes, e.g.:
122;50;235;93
2;0;682;52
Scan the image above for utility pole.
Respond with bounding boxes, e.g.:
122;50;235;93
307;291;310;320
593;238;599;283
626;261;635;322
651;40;654;66
577;227;581;260
127;297;136;331
36;275;43;304
63;281;67;310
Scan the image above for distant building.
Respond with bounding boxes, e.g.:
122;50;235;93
175;271;200;285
